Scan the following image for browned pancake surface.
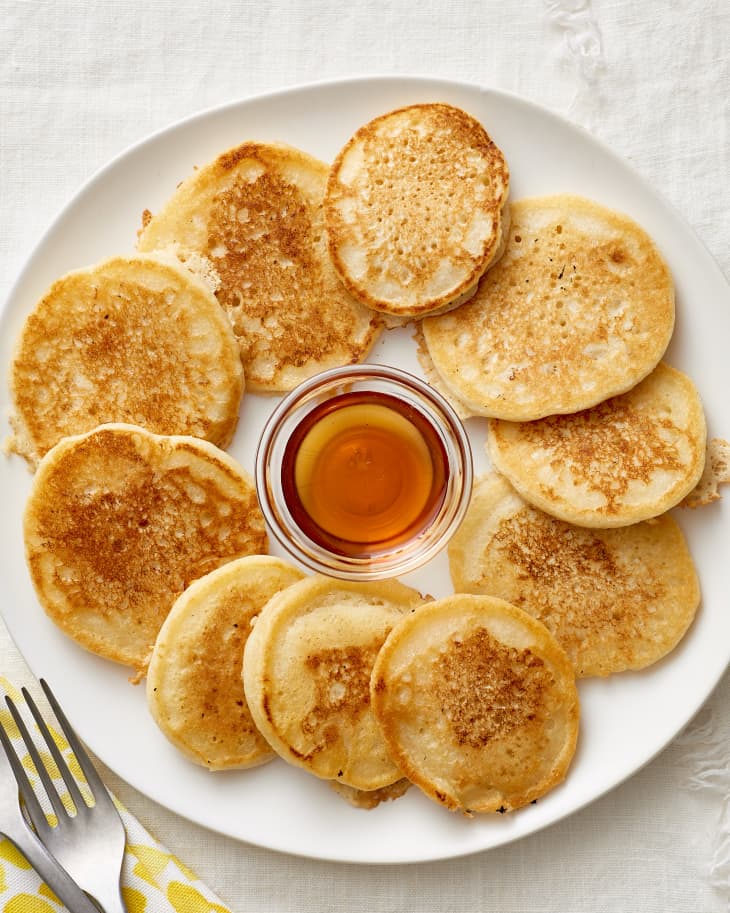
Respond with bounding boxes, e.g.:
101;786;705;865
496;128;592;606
138;142;382;391
24;424;267;673
9;255;243;467
449;474;701;676
487;363;707;526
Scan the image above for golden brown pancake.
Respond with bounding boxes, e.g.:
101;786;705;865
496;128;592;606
147;556;304;769
449;474;701;676
243;575;426;790
8;255;243;469
138;141;382;391
324;103;510;317
24;424;267;675
487;363;706;527
422;195;675;419
371;593;579;813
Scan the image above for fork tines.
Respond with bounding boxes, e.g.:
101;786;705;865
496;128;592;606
3;680;111;829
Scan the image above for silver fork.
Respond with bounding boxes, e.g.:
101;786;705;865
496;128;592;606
0;699;100;912
4;680;128;913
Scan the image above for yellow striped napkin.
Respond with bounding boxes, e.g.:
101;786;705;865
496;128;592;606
0;678;233;913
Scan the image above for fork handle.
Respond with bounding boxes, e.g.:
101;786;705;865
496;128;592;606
87;887;128;913
1;824;101;913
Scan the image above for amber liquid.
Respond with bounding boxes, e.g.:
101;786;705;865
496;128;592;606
281;391;448;557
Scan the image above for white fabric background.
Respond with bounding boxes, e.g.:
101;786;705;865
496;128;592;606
2;1;730;910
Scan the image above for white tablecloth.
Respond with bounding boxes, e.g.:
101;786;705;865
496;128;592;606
2;2;729;910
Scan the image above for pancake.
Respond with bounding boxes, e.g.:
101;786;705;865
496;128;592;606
328;778;411;809
324;103;510;318
448;474;701;677
422;194;675;420
682;437;730;508
412;323;477;421
147;556;304;770
371;593;579;814
24;424;267;675
8;255;243;469
243;575;426;790
137;141;382;391
487;363;707;527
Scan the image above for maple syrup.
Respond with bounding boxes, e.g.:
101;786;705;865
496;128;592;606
281;391;448;557
256;364;473;579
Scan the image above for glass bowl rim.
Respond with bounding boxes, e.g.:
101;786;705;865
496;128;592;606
254;363;473;580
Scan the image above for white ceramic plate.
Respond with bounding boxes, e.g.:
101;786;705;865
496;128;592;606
1;76;729;864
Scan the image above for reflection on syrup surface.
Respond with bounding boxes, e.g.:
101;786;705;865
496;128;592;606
281;391;448;556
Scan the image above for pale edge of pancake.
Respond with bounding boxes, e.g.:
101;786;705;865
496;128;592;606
146;555;304;770
242;576;426;790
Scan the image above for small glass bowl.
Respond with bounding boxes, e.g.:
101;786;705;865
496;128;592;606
255;364;473;580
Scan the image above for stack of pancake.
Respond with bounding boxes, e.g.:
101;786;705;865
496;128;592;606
7;100;726;818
